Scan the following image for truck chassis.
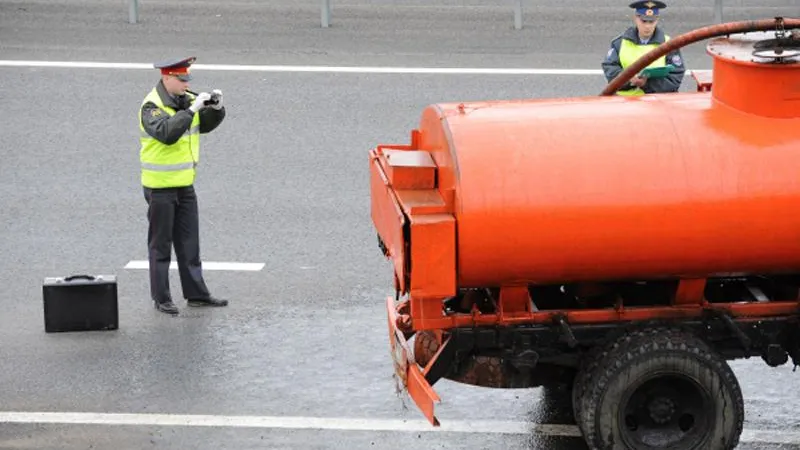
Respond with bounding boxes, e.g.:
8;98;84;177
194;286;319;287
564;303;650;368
387;278;800;449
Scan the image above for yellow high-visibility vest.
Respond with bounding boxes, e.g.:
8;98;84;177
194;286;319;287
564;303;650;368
617;35;670;96
138;89;201;188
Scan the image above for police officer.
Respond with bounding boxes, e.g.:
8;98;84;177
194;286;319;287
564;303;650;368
139;56;229;315
602;1;685;96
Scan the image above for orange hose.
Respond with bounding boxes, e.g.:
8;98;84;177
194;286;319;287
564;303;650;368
600;17;800;96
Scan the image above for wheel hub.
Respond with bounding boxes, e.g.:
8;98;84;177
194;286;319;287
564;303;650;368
647;396;676;424
621;375;710;448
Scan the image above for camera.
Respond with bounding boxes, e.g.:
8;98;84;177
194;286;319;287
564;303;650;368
205;92;220;106
187;89;220;106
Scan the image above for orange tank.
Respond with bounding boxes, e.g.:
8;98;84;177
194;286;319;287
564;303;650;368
372;30;800;295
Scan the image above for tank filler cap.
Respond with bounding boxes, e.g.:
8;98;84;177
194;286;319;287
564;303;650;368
705;25;800;119
707;29;800;65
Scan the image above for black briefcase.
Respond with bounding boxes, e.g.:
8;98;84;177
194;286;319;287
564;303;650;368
42;274;119;333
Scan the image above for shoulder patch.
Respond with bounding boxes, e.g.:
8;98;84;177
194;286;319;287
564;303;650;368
151;108;162;117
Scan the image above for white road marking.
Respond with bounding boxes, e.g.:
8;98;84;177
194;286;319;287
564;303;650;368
0;412;572;437
0;412;797;444
0;59;709;76
124;260;264;271
741;429;800;445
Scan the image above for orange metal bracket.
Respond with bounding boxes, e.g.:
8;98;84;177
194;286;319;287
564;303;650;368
498;285;534;319
370;151;409;294
674;278;707;305
386;297;441;426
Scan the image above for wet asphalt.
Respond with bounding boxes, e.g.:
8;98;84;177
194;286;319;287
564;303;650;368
1;0;799;449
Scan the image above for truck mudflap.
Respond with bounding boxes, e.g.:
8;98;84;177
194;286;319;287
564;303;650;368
386;296;441;426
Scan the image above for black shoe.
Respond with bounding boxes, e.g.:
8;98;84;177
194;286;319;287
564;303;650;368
187;296;228;307
155;301;179;315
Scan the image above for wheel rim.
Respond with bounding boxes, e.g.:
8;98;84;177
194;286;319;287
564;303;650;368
618;373;713;449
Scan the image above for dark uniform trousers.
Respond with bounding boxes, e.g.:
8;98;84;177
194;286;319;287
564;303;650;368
143;185;211;303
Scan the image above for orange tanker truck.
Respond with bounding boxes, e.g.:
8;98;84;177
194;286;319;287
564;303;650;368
370;18;800;450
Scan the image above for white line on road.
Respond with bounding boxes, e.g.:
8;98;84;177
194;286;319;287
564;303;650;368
193;64;607;75
0;60;599;75
0;412;574;437
0;59;709;76
0;412;797;444
124;260;264;271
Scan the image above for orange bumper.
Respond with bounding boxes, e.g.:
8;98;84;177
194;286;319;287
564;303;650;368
386;296;441;426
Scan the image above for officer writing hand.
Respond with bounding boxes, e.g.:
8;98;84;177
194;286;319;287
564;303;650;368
190;92;212;113
631;75;648;87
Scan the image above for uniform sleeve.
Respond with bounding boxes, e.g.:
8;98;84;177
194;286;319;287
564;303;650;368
645;48;686;93
198;106;225;134
141;102;194;145
602;38;623;82
602;38;634;91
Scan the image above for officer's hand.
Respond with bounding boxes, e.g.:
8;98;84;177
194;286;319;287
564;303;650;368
211;89;223;110
190;92;212;113
631;75;647;87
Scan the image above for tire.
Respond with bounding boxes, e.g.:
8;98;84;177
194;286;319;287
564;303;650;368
413;330;439;367
577;327;744;450
572;344;608;436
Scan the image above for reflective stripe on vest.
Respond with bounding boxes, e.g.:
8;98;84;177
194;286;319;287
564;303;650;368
139;125;200;140
617;35;669;96
138;88;201;188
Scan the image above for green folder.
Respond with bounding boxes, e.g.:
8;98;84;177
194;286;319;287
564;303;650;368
639;64;676;79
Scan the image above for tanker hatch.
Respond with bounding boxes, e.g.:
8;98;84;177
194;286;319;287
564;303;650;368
707;25;800;118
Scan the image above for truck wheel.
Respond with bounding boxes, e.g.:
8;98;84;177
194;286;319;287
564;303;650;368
577;328;744;450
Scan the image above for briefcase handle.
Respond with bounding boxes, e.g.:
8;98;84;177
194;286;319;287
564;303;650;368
64;274;96;282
